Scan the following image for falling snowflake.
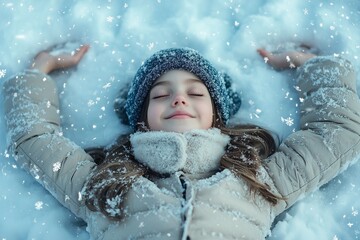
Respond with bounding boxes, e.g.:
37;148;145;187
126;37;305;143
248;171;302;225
147;42;155;50
294;85;301;92
88;99;95;107
53;162;61;172
281;117;294;126
0;69;6;78
352;207;358;216
106;16;114;22
30;165;40;180
303;8;308;15
35;201;43;210
78;192;83;201
4;150;10;158
102;82;112;89
347;222;353;228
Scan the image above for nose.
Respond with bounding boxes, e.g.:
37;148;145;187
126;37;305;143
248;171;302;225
172;94;187;107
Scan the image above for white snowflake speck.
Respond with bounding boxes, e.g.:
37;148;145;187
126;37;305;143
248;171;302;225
294;86;301;92
102;82;112;89
88;100;95;107
147;42;155;50
352;207;358;216
35;201;43;210
53;162;61;172
0;69;6;78
106;16;114;22
78;192;83;201
281;117;294;126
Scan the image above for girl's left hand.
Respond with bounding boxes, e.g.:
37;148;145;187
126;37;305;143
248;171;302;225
257;48;316;70
30;44;90;74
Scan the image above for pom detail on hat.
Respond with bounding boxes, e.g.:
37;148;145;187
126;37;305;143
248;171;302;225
121;48;241;129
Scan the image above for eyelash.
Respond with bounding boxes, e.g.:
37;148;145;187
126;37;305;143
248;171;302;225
152;93;203;99
152;95;169;99
189;93;203;97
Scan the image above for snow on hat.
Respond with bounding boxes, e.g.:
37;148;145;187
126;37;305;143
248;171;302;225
122;47;241;129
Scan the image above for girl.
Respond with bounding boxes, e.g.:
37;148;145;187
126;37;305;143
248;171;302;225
3;45;360;240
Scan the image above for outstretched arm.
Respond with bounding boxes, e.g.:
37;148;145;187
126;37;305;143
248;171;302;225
260;51;360;214
30;44;90;74
257;48;316;70
3;44;95;219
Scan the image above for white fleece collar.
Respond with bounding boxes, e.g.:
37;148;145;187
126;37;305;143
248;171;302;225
130;128;230;175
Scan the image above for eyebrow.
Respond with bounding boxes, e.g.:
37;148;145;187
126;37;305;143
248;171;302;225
151;78;203;88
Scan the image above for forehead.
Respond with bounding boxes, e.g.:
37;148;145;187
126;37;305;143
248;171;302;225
153;70;203;86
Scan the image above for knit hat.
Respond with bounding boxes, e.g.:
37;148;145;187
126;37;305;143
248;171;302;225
116;48;241;129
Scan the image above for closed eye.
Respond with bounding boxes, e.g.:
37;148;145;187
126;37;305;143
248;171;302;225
189;93;204;97
152;95;169;99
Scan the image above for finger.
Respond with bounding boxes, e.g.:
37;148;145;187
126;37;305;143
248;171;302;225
73;45;90;63
257;48;271;58
55;44;90;68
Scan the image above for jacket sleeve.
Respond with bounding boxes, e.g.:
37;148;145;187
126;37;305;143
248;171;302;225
263;56;360;214
3;70;96;220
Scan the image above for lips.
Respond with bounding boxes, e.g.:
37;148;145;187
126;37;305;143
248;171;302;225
165;111;194;119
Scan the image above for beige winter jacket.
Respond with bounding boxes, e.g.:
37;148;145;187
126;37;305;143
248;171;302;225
3;56;360;240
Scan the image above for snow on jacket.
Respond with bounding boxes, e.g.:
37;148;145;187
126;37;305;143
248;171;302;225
3;56;360;240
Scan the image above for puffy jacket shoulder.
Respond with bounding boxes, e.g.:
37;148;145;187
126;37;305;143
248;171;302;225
3;70;96;219
264;57;360;214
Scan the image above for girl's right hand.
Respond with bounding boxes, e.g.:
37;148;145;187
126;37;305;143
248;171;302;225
257;48;316;70
30;44;90;74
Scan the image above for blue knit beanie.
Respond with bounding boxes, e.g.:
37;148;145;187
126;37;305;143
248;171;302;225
122;47;241;129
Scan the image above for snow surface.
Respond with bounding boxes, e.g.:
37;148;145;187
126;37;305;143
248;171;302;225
0;0;360;239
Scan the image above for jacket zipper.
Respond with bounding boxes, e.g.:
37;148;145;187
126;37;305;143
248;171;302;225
180;175;191;240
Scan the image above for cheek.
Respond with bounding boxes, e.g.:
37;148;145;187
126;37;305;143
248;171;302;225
147;102;162;129
199;99;214;128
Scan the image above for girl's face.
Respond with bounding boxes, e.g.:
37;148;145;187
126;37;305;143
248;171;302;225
147;70;213;133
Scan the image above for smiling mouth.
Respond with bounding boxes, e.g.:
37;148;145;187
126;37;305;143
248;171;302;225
165;112;194;119
167;114;192;119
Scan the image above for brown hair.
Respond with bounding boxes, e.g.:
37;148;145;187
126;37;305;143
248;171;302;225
84;100;281;220
213;113;280;204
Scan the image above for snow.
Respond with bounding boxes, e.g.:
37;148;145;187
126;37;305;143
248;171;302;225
0;0;360;239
